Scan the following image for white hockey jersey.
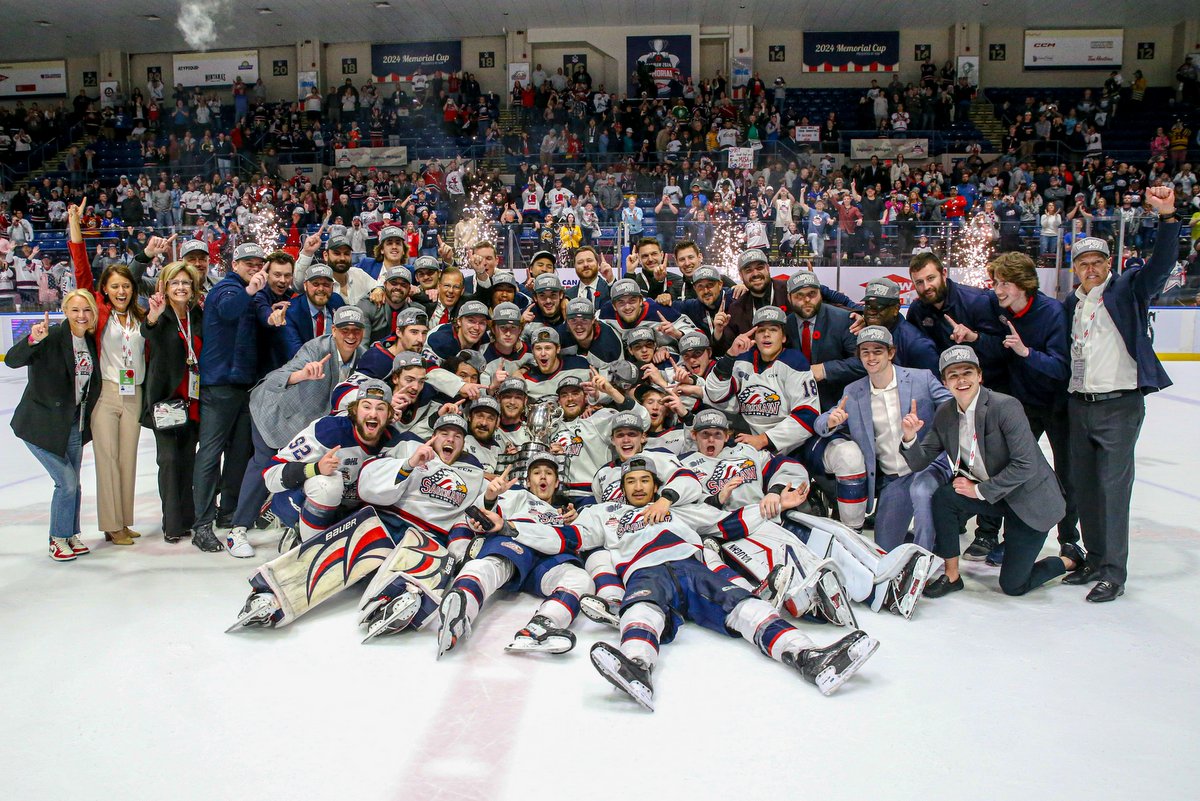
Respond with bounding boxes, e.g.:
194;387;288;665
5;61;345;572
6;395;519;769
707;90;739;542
590;447;705;507
681;444;810;510
522;354;592;402
263;415;402;506
464;434;502;473
551;404;650;498
646;424;690;456
704;348;821;454
497;488;566;526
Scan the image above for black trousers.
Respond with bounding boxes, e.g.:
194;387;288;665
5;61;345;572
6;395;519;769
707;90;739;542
192;385;253;528
1068;392;1144;585
931;483;1066;596
1025;401;1079;545
154;420;199;537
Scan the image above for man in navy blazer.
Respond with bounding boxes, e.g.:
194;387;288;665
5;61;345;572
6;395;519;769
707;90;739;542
815;326;953;552
1062;186;1180;603
565;245;612;307
282;263;346;358
785;271;866;411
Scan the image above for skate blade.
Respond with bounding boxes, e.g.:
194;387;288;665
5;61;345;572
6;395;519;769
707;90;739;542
360;595;420;643
579;597;619;628
505;635;576;655
225;612;268;634
436;592;469;659
815;636;880;697
357;597;387;627
892;555;932;620
590;647;654;711
816;572;858;629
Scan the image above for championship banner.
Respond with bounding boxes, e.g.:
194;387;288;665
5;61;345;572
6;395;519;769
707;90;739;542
508;62;530;87
173;50;259;87
0;60;67;98
371;42;462;82
850;138;929;160
333;146;409;169
627;36;692;97
1024;29;1124;70
803;31;899;72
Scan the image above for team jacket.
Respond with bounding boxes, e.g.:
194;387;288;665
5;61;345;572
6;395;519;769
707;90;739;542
263;415;403;507
681;444;810;511
703;347;821;454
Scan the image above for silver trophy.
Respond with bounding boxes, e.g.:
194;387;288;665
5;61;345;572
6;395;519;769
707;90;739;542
497;399;569;477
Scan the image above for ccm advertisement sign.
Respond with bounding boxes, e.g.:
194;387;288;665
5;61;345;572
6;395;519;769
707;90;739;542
173;50;259;87
803;31;899;72
371;42;463;82
0;60;67;97
1024;29;1123;70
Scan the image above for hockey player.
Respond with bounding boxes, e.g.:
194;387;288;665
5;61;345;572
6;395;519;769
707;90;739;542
704;305;869;530
559;297;625;369
463;394;503;472
358;306;429;379
525;273;568;327
424;300;491;364
522;326;592;400
549;371;641;499
482;302;532;378
468;458;880;709
437;451;593;656
494;377;531;451
636;383;690;455
599;278;697;341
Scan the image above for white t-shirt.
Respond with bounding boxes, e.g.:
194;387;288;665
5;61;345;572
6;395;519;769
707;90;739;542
73;334;93;406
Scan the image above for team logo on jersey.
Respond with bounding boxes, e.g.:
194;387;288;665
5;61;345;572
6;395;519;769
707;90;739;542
600;478;624;503
500;540;525;555
553;430;585;457
737;384;782;417
704;458;759;494
616;508;670;537
419;468;469;506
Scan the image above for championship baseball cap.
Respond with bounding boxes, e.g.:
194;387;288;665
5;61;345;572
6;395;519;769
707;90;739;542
737;248;768;271
326;235;351;251
621;455;657;478
391;350;425;372
691;266;723;285
566;298;595;319
938;345;980;375
556;375;584;393
497;377;528;396
752;306;787;328
395;307;428;329
490;302;522;325
856;325;895;349
530;249;557;264
333;306;366;328
233;242;266;262
864;277;901;304
692;409;730;432
608;360;638;390
609;278;642;301
612;412;648;434
526;447;561;473
679;332;711;353
533;273;564;294
491;271;517;288
787;271;821;293
530;326;561;347
180;239;209;258
1071;237;1111;261
378;225;405;242
469;395;501;416
355;378;393;405
625;325;656;347
411;255;441;274
382;265;413;284
433;413;468;433
456;349;487;373
456;300;490;319
306;263;334;282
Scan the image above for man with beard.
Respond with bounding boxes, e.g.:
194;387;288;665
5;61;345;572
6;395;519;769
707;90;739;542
425;299;490;363
599;278;697;344
462;394;503;472
523;326;592;400
558;297;625;368
860;278;939;373
524;273;568;327
549;373;643;502
784;271;865;411
296;232;379;304
252;251;299;373
717;249;788;351
628;237;683;304
358;306;429;379
358;265;416;343
566;245;613;306
282;264;348;358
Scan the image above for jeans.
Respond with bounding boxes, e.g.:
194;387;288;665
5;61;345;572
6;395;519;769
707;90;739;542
25;422;84;540
232;421;276;530
192;384;253;528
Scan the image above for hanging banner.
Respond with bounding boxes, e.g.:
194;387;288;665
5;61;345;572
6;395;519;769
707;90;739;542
99;81;120;108
173;50;259;87
794;125;821;142
803;31;900;72
563;54;588;78
627;36;692;97
371;42;462;82
1023;29;1124;70
0;60;67;98
333;145;409;169
508;62;530;88
297;70;318;100
849;138;930;160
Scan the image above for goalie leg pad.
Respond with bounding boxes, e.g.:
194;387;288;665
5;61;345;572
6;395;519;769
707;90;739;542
357;525;455;631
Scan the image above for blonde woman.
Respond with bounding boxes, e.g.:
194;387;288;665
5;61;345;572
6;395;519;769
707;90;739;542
141;262;204;543
6;290;102;561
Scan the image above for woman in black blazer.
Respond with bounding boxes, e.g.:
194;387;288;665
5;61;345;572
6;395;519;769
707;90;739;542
6;289;102;561
141;261;204;543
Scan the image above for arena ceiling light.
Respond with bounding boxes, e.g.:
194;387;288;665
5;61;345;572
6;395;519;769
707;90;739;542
256;6;274;13
375;1;392;7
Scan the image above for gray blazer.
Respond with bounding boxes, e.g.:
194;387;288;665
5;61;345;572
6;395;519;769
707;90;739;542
902;386;1065;532
250;335;365;449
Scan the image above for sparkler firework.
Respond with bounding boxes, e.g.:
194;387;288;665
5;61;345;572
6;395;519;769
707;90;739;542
952;214;995;288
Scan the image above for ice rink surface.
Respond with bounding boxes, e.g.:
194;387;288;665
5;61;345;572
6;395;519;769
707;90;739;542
1;364;1198;801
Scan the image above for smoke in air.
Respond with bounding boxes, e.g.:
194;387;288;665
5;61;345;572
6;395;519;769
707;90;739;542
177;0;230;51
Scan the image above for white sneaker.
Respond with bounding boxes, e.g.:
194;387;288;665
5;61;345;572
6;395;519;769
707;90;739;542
67;535;90;555
49;537;77;562
225;526;255;558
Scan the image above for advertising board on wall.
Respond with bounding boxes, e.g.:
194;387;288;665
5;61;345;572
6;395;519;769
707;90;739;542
173;50;259;87
803;32;899;72
0;60;67;97
371;42;463;82
1023;29;1124;70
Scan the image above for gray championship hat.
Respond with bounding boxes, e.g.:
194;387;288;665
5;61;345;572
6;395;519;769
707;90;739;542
491;302;522;325
530;249;557;264
530;326;561;346
737;248;768;271
355;378;393;405
433;413;468;433
525;444;561;472
608;360;639;389
751;305;788;328
233;242;266;262
411;254;441;273
533;273;564;294
456;300;490;319
382;265;413;284
456;349;487;373
378;225;405;242
856;325;895;349
333;305;367;328
497;377;528;396
180;239;209;258
491;271;517;288
621;454;658;478
938;345;981;375
469;395;501;415
787;271;821;293
691;266;723;285
678;331;711;353
625;325;657;347
306;263;334;282
565;297;595;319
692;408;730;432
395;307;429;328
1071;236;1111;261
609;278;642;301
326;235;352;251
864;277;901;304
612;411;648;434
391;350;425;372
557;375;584;393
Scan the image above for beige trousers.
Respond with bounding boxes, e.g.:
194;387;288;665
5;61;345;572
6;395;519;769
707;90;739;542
91;380;142;532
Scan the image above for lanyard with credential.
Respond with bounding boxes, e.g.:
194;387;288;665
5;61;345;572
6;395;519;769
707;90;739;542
1072;294;1104;353
176;311;198;368
955;427;979;477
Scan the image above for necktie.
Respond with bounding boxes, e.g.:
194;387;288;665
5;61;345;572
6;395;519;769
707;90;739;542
315;311;325;336
586;285;594;302
390;307;399;333
801;320;812;362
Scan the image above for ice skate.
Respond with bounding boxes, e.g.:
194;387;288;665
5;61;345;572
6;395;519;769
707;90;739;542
812;567;857;628
754;563;798;610
590;642;655;711
579;594;621;628
436;588;472;658
888;552;933;620
505;614;577;654
360;589;422;643
787;629;879;697
225;593;281;633
276;526;300;554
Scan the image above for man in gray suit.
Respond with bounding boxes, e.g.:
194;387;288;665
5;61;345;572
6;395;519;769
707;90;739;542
903;346;1084;598
814;326;952;552
225;306;368;559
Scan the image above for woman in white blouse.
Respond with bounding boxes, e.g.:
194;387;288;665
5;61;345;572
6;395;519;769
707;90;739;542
1039;201;1063;256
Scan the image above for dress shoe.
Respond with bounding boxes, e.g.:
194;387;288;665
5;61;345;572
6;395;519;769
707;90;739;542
923;575;964;598
164;530;192;544
1086;581;1124;603
1063;564;1098;585
1059;542;1086;572
123;527;142;539
104;530;134;546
